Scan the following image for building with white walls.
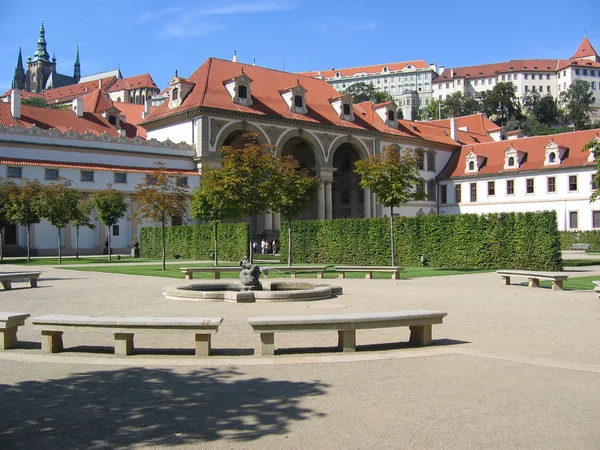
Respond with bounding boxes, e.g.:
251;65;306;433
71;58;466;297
433;37;600;119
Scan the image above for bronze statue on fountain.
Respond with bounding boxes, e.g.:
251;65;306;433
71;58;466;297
239;256;262;291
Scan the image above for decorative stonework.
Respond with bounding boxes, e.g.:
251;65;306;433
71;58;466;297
264;125;285;144
360;138;375;156
210;119;230;146
316;132;335;156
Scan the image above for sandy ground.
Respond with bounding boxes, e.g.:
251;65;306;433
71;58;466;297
0;261;599;449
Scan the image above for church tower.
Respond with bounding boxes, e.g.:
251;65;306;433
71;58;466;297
12;48;27;90
73;43;81;83
27;20;55;93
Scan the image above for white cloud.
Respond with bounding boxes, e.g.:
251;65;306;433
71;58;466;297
202;0;300;15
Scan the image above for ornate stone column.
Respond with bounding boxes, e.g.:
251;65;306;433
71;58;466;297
316;166;335;221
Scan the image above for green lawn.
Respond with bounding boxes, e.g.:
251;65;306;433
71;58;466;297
539;276;599;291
59;263;491;280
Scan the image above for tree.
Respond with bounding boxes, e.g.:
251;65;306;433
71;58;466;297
191;167;239;267
268;156;319;266
133;162;190;270
584;139;600;202
7;178;44;262
422;99;444;121
354;146;427;266
481;82;521;126
560;80;595;130
71;193;96;259
522;91;559;126
342;82;392;104
41;178;80;264
93;186;128;261
0;178;16;261
443;92;465;118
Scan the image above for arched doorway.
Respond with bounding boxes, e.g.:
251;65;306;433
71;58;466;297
222;130;261;149
332;143;363;219
281;137;319;221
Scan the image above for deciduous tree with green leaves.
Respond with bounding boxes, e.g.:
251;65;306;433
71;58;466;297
480;82;521;126
93;185;128;261
342;82;392;104
560;79;595;130
422;99;444;121
0;178;16;261
7;178;44;262
584;138;600;202
41;178;81;264
355;145;427;266
133;162;190;270
268;155;319;266
191;166;238;266
71;193;96;259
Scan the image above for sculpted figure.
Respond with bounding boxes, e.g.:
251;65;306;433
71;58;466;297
239;256;262;291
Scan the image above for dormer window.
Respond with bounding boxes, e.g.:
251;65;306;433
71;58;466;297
172;88;179;101
343;103;351;116
168;71;195;109
504;145;526;169
224;71;253;106
383;66;390;73
280;82;308;114
466;151;486;173
108;115;117;126
374;101;398;129
468;161;475;171
544;141;567;166
335;72;342;78
329;93;355;122
387;110;395;122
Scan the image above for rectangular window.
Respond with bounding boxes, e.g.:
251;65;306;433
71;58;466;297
488;181;495;196
547;176;556;193
593;211;600;229
501;75;506;81
539;85;543;92
592;174;597;191
583;69;588;76
569;211;578;229
7;166;22;178
114;172;127;184
455;184;462;203
575;69;580;75
343;103;351;115
592;81;597;90
440;185;447;204
112;225;120;236
547;86;551;92
525;85;529;92
569;175;578;191
470;182;477;202
592;70;596;77
45;169;59;180
456;79;461;86
526;178;534;194
524;74;528;80
176;176;188;187
546;74;550;80
474;80;478;86
507;179;514;195
81;170;94;182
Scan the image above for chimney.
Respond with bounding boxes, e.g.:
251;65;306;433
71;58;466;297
429;62;437;74
11;89;21;119
98;79;101;90
72;98;84;117
142;99;151;119
439;65;445;75
450;117;457;141
450;68;454;78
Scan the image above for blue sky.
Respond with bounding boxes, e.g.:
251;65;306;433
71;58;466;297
0;0;598;93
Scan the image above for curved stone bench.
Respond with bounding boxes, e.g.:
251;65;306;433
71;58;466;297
31;315;223;356
248;310;447;356
262;266;328;279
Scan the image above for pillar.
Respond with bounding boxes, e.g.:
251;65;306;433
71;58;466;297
364;188;372;218
318;181;326;220
325;182;333;220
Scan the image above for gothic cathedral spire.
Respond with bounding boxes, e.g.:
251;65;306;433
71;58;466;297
12;48;27;90
73;43;81;83
33;19;50;62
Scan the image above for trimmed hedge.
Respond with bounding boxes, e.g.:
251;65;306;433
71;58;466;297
560;230;600;250
140;223;249;260
280;211;562;271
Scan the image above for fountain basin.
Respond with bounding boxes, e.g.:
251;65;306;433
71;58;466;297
163;281;342;303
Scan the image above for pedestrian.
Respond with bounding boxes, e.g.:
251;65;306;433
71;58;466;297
272;240;277;254
261;239;266;255
252;241;257;254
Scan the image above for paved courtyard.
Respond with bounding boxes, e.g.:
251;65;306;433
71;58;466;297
0;262;599;449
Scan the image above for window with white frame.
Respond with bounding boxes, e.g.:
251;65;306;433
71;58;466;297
81;170;94;182
427;151;436;171
569;175;578;192
114;172;127;184
7;166;22;178
526;178;534;194
488;181;495;196
507;179;514;195
455;184;462;203
547;176;556;193
45;168;59;180
593;211;600;229
470;182;477;202
569;211;578;229
428;180;436;202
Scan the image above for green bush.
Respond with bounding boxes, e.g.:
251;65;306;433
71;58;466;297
560;230;600;250
281;211;562;270
140;223;249;260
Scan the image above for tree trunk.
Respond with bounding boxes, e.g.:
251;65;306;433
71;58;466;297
75;226;80;259
214;220;219;267
108;226;112;261
27;223;31;262
390;206;395;267
287;220;292;266
0;227;3;261
57;227;62;264
161;221;166;271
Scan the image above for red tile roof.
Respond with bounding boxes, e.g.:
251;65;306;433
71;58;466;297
425;114;499;139
81;89;115;114
0;156;199;176
113;102;156;139
435;60;562;81
438;128;600;179
0;89;46;101
557;58;600;70
141;58;408;135
299;60;431;79
106;73;159;92
570;37;599;60
0;102;119;137
44;77;118;103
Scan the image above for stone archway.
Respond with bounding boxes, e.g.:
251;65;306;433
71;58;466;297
221;130;261;149
281;136;319;221
215;121;269;151
332;143;364;219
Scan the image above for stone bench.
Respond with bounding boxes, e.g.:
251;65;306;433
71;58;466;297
334;266;405;280
31;315;223;356
248;310;447;356
0;272;41;290
570;243;591;251
180;267;240;280
262;265;328;279
0;312;30;350
497;270;569;290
